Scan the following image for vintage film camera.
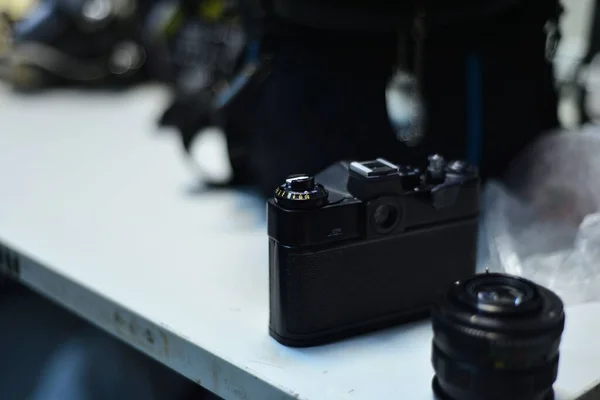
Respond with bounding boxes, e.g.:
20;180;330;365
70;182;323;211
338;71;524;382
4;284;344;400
267;155;480;346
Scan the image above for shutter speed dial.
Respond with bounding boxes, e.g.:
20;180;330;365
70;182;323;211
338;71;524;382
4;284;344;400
275;174;328;209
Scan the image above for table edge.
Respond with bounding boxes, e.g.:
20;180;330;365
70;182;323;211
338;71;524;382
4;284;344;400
0;238;294;400
1;237;599;400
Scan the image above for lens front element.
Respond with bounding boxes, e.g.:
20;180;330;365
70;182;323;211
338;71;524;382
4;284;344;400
476;285;526;306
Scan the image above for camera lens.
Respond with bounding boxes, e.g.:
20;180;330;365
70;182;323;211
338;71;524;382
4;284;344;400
431;273;565;400
373;204;398;231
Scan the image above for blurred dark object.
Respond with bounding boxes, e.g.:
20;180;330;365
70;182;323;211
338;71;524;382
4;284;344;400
0;0;153;89
154;0;251;159
144;0;246;83
418;0;561;179
171;0;561;197
266;0;543;31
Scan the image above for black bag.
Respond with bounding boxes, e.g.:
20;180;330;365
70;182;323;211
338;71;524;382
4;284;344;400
418;0;562;179
191;0;563;197
156;0;251;152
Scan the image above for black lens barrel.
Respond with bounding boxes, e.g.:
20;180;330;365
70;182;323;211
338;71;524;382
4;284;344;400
432;273;565;400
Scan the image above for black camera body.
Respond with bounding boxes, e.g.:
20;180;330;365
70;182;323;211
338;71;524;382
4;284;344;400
268;155;480;347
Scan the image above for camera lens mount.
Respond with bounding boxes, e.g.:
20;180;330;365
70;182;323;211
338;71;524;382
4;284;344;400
432;273;565;400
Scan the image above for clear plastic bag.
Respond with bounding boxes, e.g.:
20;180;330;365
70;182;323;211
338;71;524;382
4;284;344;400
480;127;600;305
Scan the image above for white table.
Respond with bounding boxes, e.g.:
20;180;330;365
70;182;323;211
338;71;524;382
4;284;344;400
1;85;600;400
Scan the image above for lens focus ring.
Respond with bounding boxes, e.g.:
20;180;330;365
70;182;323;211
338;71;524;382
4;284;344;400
432;350;559;400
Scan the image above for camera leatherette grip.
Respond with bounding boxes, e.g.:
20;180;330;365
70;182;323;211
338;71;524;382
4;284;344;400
269;217;479;347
